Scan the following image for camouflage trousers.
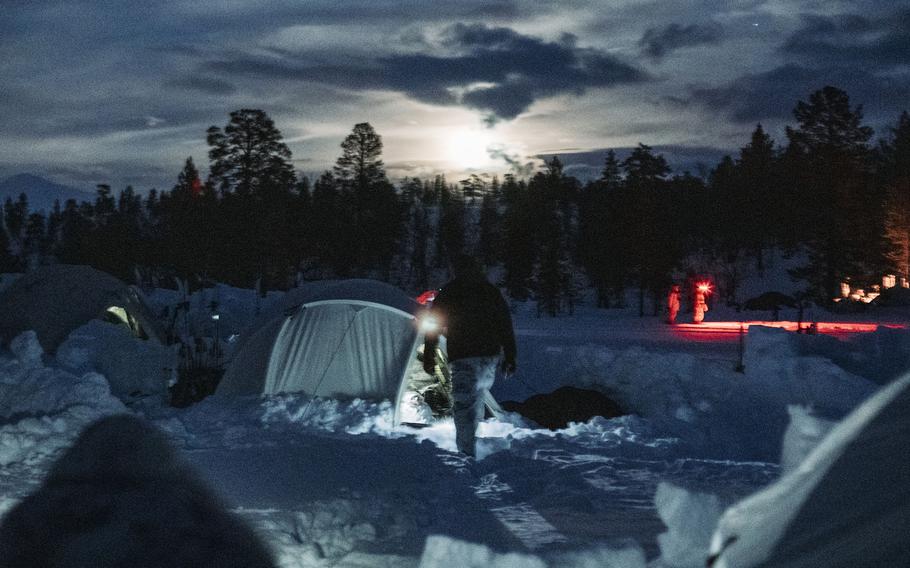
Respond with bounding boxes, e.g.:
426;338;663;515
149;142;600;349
449;356;499;457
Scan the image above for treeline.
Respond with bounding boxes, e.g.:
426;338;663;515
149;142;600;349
1;87;909;312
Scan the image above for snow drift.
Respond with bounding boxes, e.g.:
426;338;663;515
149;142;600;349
0;332;126;468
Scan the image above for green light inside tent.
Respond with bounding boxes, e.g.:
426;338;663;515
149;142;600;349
106;306;131;326
104;305;147;339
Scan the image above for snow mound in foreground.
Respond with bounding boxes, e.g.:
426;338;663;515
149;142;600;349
56;320;175;400
0;332;127;467
779;405;836;475
655;482;723;568
419;536;646;568
0;414;276;568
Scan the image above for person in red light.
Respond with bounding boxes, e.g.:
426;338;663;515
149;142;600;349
667;284;681;324
693;282;711;323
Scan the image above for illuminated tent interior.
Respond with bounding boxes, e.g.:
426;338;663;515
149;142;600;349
0;264;165;353
217;279;501;424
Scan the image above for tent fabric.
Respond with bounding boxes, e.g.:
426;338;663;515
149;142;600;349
218;280;422;413
267;279;420;319
0;265;164;353
265;303;416;400
710;372;910;568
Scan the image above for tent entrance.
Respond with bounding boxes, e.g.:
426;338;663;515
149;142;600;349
398;344;501;426
414;344;454;418
103;305;149;339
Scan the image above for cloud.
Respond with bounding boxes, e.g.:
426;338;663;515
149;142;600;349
540;145;729;181
781;10;910;68
684;64;910;125
167;76;237;95
639;22;725;60
203;23;647;122
487;145;536;176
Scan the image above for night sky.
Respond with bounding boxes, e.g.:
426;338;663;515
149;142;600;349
2;1;909;190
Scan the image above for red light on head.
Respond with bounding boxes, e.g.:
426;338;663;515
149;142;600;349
416;290;438;305
696;282;712;294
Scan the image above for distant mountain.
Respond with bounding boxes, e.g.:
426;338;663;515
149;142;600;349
0;174;93;213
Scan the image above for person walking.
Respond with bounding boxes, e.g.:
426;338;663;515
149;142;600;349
666;284;681;324
693;282;710;324
423;255;517;457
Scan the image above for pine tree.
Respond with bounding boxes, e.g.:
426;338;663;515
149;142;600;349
881;111;910;282
206;109;296;197
621;144;674;316
334;123;386;192
4;194;28;249
601;149;622;189
477;182;501;267
736;125;778;271
526;157;580;316
501;175;534;299
333;123;400;275
785;86;877;302
0;216;17;271
437;182;465;273
23;212;46;262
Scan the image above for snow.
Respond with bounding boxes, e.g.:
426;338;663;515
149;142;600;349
654;483;722;568
498;319;877;462
708;372;910;567
778;406;836;475
144;283;285;346
0;286;907;566
0;332;126;468
56;320;176;399
418;535;547;568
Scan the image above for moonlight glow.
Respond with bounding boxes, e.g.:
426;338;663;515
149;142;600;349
445;127;499;170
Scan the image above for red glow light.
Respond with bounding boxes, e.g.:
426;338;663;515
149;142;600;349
673;321;906;335
416;290;438;305
696;282;712;294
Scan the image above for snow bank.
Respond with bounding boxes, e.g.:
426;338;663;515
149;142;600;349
654;482;723;568
419;536;546;568
507;325;877;461
56;320;175;399
742;327;877;417
248;499;414;567
779;406;836;475
144;283;285;342
0;332;126;467
418;536;646;568
141;392;405;452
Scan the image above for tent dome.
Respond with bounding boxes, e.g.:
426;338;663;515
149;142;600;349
0;265;164;353
218;280;422;419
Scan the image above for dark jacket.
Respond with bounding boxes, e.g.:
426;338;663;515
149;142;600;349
424;275;516;364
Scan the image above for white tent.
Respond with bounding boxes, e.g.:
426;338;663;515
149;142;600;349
708;372;910;567
0;264;165;353
218;279;447;423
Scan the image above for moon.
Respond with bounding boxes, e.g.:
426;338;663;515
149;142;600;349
446;127;498;170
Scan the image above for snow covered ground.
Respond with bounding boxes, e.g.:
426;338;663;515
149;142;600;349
1;286;908;567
